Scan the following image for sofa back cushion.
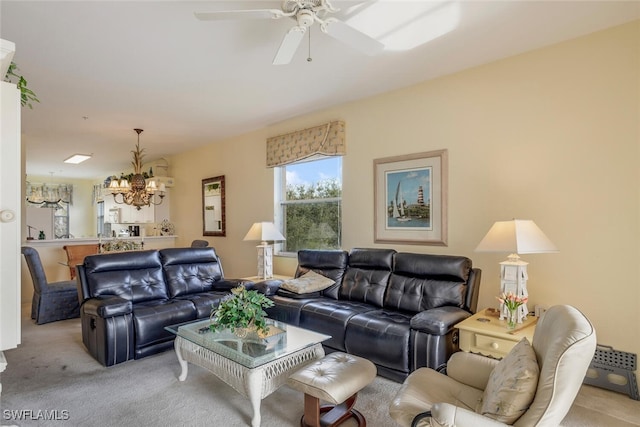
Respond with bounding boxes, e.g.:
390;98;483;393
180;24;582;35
295;250;349;300
384;253;472;313
160;247;224;298
83;250;166;303
339;248;396;307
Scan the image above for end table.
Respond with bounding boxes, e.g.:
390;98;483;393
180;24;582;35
455;308;537;359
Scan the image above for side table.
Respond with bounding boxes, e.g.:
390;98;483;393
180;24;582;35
455;308;537;359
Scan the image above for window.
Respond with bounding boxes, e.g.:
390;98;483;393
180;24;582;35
97;201;104;237
276;156;342;254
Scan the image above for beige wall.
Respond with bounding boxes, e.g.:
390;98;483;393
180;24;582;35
170;22;640;358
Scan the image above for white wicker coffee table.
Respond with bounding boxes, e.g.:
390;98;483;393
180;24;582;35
166;319;329;427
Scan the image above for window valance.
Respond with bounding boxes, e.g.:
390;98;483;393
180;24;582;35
266;120;346;167
26;182;73;207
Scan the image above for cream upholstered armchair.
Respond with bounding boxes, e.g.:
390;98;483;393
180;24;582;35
389;305;596;427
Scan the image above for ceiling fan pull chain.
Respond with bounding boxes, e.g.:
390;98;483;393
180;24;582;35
307;27;313;62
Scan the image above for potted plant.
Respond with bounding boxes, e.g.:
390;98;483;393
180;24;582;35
4;62;39;109
210;285;275;337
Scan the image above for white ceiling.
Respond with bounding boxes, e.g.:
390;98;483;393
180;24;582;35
1;1;638;180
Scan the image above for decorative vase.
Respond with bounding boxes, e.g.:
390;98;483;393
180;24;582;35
230;318;259;339
506;309;517;330
233;326;251;339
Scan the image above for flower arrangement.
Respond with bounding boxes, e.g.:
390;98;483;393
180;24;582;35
159;219;175;236
496;292;529;329
100;239;142;253
210;286;274;336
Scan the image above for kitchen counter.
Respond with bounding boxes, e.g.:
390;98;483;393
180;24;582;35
24;235;176;246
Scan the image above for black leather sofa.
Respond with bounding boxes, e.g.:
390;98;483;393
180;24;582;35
261;248;481;382
76;247;248;366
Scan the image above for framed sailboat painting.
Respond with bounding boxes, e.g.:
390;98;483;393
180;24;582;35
374;149;448;245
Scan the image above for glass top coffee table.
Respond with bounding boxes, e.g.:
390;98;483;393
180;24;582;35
166;318;329;427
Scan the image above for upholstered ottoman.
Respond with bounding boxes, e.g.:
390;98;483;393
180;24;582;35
287;352;377;427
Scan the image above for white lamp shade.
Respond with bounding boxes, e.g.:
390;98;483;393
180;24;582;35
475;219;558;254
243;222;285;243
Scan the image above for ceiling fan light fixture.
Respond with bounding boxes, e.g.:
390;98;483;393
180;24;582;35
297;9;315;27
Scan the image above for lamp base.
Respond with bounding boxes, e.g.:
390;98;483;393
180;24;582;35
499;258;529;324
255;244;274;280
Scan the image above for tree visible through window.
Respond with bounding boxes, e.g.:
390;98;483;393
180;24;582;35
278;157;342;253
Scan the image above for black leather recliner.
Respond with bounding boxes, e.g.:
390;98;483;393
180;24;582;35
264;248;481;382
76;247;247;366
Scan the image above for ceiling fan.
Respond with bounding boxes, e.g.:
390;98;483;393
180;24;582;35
195;0;384;65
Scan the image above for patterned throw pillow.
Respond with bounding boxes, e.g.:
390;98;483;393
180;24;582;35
280;270;335;294
477;338;539;424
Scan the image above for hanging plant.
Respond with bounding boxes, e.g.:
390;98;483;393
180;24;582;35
3;62;40;109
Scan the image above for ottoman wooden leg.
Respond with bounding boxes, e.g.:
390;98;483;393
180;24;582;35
301;393;366;427
302;393;321;426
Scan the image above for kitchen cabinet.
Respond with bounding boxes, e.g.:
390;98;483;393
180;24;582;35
103;198;155;224
120;204;154;223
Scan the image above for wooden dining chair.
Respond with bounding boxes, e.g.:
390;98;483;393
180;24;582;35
63;244;100;279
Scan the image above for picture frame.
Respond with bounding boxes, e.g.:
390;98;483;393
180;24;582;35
373;149;448;245
202;175;226;237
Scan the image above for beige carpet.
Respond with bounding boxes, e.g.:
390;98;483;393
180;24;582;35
1;305;638;426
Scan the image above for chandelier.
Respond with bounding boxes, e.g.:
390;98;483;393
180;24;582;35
108;129;165;210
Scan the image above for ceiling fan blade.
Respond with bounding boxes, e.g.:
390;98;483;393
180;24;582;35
322;18;384;56
194;9;285;21
273;26;307;65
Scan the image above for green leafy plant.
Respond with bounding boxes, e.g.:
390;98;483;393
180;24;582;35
210;286;274;336
4;62;40;109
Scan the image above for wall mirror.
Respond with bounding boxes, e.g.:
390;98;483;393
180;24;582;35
202;175;225;236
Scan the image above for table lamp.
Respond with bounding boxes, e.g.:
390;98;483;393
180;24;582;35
243;222;286;280
475;219;558;323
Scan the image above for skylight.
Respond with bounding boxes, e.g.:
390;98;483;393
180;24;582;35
342;0;460;51
63;154;92;164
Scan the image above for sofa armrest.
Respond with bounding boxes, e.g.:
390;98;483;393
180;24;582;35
410;306;471;335
83;296;132;318
276;288;323;299
252;279;284;296
446;351;499;390
431;403;508;427
215;279;254;291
